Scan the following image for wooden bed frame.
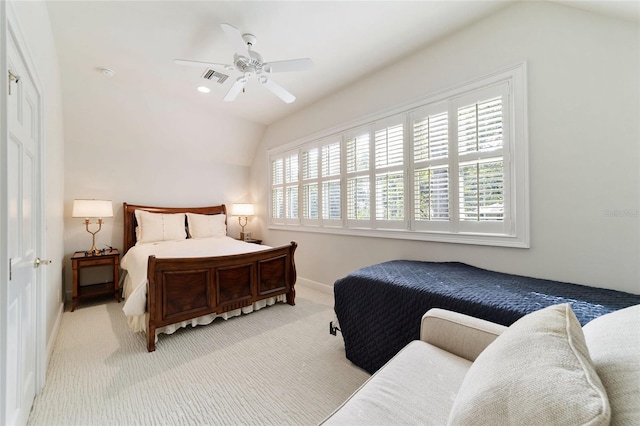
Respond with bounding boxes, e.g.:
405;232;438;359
123;203;297;352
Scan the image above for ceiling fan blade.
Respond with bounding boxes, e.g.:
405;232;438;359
259;77;295;104
220;23;250;57
224;76;247;102
265;58;314;73
173;59;232;70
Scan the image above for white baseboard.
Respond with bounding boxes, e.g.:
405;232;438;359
297;277;333;295
47;302;64;366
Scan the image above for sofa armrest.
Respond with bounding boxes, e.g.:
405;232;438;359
420;309;507;362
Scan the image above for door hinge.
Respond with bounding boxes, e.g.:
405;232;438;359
8;70;20;96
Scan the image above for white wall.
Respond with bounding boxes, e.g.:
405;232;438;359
251;2;640;295
10;1;66;356
61;70;266;297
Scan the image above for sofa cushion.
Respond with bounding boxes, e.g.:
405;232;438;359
447;304;610;426
322;340;472;425
583;304;640;425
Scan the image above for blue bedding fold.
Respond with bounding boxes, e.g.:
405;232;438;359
333;260;640;374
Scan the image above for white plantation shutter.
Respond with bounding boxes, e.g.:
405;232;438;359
347;176;370;220
321;141;341;223
286;185;298;219
414;111;448;161
322;142;341;177
302;183;318;219
346;132;369;173
411;106;449;231
458;97;503;154
271;159;284;220
346;128;371;223
272;158;283;185
374;116;404;226
270;152;299;224
302;148;319;221
375;123;403;168
288;157;298;220
285;154;298;219
269;65;526;247
272;188;283;220
459;159;504;222
454;83;509;234
376;172;403;220
414;166;449;221
322;180;341;221
302;148;318;180
285;154;298;184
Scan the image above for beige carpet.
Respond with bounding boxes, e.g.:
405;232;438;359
28;287;369;425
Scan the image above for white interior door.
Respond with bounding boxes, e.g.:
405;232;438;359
5;23;41;426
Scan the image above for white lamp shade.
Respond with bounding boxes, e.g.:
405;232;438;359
231;203;254;216
72;199;113;218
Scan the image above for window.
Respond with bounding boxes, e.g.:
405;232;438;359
271;152;299;224
269;63;528;247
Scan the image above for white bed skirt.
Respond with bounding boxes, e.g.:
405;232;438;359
126;294;286;337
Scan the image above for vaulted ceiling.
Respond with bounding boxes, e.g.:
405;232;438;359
47;1;638;127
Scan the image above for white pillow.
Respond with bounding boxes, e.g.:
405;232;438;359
134;210;187;244
583;304;640;425
186;213;226;239
447;304;610;426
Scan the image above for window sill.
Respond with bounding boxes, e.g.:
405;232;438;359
267;223;529;248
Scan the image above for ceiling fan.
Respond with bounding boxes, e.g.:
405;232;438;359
174;23;313;104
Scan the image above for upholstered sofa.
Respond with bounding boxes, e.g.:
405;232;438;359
322;303;639;425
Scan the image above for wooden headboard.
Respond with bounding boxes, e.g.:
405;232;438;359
122;203;227;254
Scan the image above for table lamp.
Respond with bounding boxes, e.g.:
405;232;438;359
72;199;113;255
231;203;254;240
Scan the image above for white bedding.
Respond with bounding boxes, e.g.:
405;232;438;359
121;236;280;334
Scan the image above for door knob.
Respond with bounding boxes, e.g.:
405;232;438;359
8;70;20;96
34;258;52;268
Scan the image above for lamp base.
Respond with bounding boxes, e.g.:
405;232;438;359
84;219;103;256
240;231;251;241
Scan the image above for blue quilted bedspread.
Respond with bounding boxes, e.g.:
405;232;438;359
333;260;640;374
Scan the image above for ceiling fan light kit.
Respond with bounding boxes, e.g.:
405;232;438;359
175;23;313;103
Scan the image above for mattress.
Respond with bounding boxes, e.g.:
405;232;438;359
333;260;640;374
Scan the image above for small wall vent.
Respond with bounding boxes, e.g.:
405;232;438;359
202;69;229;84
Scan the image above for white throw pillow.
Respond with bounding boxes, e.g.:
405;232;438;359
186;213;226;239
583;304;640;425
447;304;610;426
134;210;186;244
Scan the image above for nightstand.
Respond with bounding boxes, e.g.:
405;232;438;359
239;238;262;245
71;249;120;311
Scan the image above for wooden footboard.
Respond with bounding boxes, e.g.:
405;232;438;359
145;242;297;351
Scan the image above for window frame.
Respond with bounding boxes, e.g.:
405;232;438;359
267;62;529;248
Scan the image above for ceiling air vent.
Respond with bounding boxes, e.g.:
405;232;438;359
202;69;229;84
